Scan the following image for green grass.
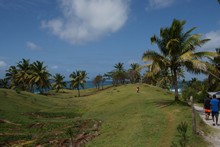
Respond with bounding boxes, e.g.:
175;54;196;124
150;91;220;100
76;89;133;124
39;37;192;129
0;84;210;146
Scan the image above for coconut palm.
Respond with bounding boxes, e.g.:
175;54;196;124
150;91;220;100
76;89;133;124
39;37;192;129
112;62;127;85
69;70;88;97
5;65;18;88
29;61;51;93
0;78;8;88
128;63;141;83
52;73;66;92
207;48;220;91
142;19;217;101
16;59;31;90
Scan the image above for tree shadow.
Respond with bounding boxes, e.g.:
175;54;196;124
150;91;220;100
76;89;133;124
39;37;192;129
154;100;189;109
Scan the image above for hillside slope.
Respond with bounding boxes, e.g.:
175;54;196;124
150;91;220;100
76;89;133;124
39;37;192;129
0;84;209;146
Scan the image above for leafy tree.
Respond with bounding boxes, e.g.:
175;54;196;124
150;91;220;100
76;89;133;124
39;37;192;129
142;19;216;101
93;75;102;89
69;70;88;97
52;73;66;92
29;61;51;93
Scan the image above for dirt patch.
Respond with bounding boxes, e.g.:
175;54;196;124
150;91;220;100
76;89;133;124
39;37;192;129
28;122;45;129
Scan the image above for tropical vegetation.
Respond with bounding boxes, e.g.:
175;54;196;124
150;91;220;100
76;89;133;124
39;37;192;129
52;73;66;92
69;70;88;97
142;19;217;101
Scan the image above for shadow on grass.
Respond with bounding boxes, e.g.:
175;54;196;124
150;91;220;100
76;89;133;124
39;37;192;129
154;100;189;109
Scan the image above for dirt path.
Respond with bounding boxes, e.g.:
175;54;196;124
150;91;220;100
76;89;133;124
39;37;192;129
194;105;220;147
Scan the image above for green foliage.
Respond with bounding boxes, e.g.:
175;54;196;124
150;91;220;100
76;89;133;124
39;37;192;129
181;79;208;103
171;122;189;147
177;122;189;147
5;59;51;93
142;19;215;101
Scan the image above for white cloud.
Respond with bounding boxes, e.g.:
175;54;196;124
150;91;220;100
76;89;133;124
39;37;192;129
41;0;130;44
146;0;175;10
26;42;41;50
51;65;59;69
0;60;7;67
202;30;220;51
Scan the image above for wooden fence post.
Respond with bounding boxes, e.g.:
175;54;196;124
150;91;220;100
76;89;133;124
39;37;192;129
190;96;197;134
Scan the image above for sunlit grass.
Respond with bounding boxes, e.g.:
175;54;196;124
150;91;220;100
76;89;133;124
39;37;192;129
0;84;210;146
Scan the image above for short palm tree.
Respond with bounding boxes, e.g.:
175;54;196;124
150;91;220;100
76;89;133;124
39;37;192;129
69;70;88;97
142;19;217;101
128;63;141;83
5;66;18;88
29;61;51;93
112;62;127;85
52;73;66;92
0;78;8;88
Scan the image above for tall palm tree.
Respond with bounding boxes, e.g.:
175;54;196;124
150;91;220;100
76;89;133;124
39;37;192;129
207;48;220;91
16;59;31;90
142;19;217;101
52;73;66;92
29;61;51;93
69;70;88;97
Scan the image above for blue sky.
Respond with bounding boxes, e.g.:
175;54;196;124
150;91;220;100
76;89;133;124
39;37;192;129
0;0;220;80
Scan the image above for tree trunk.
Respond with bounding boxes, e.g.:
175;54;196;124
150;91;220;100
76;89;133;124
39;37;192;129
173;69;179;101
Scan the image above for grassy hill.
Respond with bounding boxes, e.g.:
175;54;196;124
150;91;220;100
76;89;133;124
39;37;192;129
0;84;209;146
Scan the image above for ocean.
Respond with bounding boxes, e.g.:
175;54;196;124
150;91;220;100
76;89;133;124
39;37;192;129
34;80;112;93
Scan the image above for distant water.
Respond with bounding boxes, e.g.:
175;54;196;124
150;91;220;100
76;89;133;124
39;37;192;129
170;82;182;93
34;80;112;93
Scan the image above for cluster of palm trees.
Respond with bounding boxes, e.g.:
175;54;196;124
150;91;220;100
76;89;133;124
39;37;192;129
4;59;51;93
99;62;141;86
0;59;88;96
1;19;220;102
142;19;219;101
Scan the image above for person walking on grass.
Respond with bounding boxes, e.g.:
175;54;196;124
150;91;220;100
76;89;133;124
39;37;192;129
210;94;220;126
204;94;211;120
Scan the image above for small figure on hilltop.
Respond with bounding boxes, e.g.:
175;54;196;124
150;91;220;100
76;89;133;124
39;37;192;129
210;94;220;126
136;86;139;93
204;94;211;120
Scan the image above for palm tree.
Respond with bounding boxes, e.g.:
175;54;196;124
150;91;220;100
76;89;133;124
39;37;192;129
29;61;51;93
207;48;220;91
16;59;31;90
69;70;88;97
52;73;66;92
0;78;8;88
5;66;18;88
112;62;127;85
142;19;217;101
128;63;141;83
